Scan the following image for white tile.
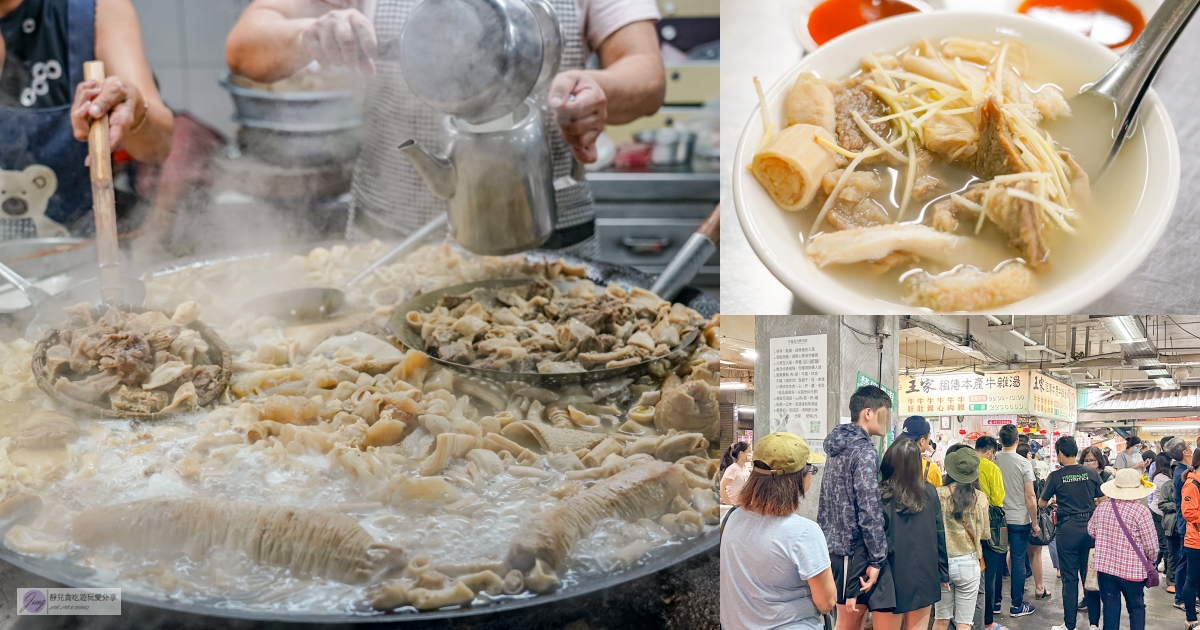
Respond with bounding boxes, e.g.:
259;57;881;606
130;0;183;66
186;66;236;138
151;67;188;111
181;0;243;66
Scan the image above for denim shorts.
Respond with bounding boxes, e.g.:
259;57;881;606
934;554;982;625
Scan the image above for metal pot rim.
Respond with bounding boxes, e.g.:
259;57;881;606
219;71;357;102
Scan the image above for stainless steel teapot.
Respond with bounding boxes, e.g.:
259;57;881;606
398;0;564;255
400;99;555;256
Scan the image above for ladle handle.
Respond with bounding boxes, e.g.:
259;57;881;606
0;261;51;307
83;61;123;307
1087;0;1200;135
649;205;720;301
343;213;449;289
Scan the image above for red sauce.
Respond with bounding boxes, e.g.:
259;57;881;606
808;0;923;46
1018;0;1145;48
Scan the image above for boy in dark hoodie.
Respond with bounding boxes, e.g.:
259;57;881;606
819;385;892;630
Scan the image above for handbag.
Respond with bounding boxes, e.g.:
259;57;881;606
1085;549;1099;591
987;504;1008;553
1033;506;1056;545
1112;501;1161;588
961;518;986;571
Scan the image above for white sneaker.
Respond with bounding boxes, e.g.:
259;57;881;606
1090;626;1100;630
1051;626;1069;630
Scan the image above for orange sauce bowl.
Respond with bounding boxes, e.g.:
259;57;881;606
795;0;939;51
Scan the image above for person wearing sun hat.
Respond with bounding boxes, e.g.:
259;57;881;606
1087;468;1159;630
721;432;834;630
933;447;991;630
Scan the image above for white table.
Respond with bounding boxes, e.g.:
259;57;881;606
719;0;1200;313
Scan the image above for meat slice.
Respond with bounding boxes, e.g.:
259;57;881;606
654;380;719;441
505;461;688;571
54;370;121;403
832;84;889;153
806;223;960;268
72;497;405;584
818;170;890;231
904;262;1035;311
97;331;152;386
970;98;1024;180
962;180;1049;266
110;385;169;414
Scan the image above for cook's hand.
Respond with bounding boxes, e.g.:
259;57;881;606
71;77;147;150
300;8;377;76
549;71;608;164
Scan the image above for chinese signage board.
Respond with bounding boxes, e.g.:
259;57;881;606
1031;372;1075;421
899;370;1076;421
900;371;1028;416
769;335;828;448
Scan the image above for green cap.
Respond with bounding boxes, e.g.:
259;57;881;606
753;432;826;475
945;447;981;484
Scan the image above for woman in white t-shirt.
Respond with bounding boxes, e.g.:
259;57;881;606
721;442;753;505
721;432;835;630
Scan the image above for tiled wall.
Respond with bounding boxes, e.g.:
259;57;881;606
131;0;251;139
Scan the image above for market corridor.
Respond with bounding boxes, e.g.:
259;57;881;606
1000;548;1177;630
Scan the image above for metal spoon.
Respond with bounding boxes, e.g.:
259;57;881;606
244;213;449;321
1051;0;1200;178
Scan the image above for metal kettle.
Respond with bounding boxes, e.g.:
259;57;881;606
400;99;556;255
399;0;563;124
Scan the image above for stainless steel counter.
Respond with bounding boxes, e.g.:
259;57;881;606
588;168;719;287
721;0;1200;314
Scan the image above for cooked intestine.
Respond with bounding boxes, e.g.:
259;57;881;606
72;497;405;584
0;241;719;614
752;37;1147;310
751;124;840;210
505;461;689;572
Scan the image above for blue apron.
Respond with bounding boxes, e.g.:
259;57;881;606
0;0;93;239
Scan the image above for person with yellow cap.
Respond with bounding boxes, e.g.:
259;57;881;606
720;432;835;630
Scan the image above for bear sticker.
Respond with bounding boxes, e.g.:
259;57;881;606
0;165;69;239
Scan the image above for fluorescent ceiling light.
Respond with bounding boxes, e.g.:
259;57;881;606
720;360;735;365
1145;368;1170;377
1154;377;1179;390
736;406;755;413
741;349;757;360
721;382;747;390
1102;316;1148;343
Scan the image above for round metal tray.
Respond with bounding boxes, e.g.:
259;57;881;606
392;278;701;387
0;241;719;622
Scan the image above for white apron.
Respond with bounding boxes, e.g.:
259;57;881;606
348;0;598;257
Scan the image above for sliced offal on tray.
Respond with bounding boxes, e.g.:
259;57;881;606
31;301;231;417
751;37;1092;311
404;278;707;374
0;241;722;617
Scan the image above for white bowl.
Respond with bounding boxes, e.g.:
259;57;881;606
732;11;1180;314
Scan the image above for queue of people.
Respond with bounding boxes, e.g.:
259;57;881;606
721;384;1193;630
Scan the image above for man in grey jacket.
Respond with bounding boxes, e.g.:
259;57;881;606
818;385;891;630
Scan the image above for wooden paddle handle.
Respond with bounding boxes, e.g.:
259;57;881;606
698;205;720;247
83;61;122;306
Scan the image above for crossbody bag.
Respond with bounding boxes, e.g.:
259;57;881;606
1111;502;1160;588
961;518;985;571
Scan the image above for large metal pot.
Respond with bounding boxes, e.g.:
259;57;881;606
218;72;362;130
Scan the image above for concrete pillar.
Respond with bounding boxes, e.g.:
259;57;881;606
753;316;900;521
